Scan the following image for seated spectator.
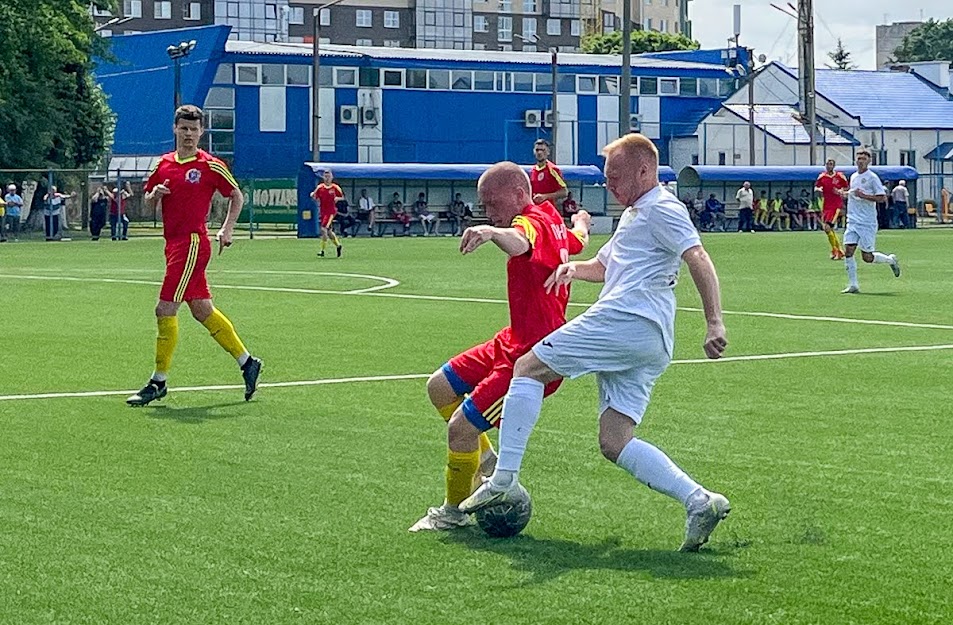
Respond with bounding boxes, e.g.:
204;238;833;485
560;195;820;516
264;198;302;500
753;190;769;228
388;192;411;235
804;190;821;231
446;193;470;236
766;192;789;231
413;192;440;236
701;194;726;232
335;196;357;237
356;188;376;236
781;191;802;230
683;196;701;228
561;191;579;220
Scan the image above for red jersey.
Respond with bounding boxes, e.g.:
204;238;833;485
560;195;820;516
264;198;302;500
145;149;239;241
312;183;343;215
529;160;567;197
815;171;848;212
506;203;585;352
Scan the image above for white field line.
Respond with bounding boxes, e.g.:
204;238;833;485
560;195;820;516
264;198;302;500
4;272;952;332
3;344;952;403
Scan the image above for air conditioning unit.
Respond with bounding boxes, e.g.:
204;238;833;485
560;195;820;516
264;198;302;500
543;110;554;128
340;105;358;125
524;109;542;128
362;107;379;126
629;113;642;132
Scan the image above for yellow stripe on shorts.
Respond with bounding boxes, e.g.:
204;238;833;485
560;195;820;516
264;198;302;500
173;233;200;302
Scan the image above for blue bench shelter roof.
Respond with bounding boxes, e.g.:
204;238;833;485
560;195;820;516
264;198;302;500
678;165;919;186
300;163;676;184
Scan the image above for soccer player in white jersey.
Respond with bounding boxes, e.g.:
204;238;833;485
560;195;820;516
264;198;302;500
840;148;901;294
460;134;730;552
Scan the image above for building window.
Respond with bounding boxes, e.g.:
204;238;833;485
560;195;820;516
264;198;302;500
334;67;357;86
123;0;141;18
679;77;697;96
691;153;699;165
570;19;580;36
899;150;916;166
495;72;512;90
286;65;310;85
659;19;667;32
453;12;464;26
498;15;512;41
474;70;494;90
154;1;171;19
718;152;726;165
183;1;201;19
213;63;233;84
523;0;537;12
499;0;511;12
500;44;513;51
424;11;435;25
639;76;657;95
474;43;486;50
288;6;303;24
205;87;235;108
474;15;488;32
356;9;372;27
698;77;718;97
261;64;285;85
407;69;427;88
92;5;112;16
384;11;399;28
534;72;551;92
522;17;536;38
428;69;450;90
546;19;560;35
513;71;533;92
356;38;373;46
319;7;330;25
383;39;401;47
451;70;472;90
645;18;652;30
577;75;597;93
659;78;678;94
235;64;260;84
382;69;403;86
602;14;613;30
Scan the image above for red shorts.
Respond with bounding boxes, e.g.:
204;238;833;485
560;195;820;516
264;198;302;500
160;233;211;303
822;206;840;224
320;211;336;228
444;329;561;431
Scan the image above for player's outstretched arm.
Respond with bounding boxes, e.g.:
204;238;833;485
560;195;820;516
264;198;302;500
682;244;726;360
460;225;529;257
569;210;592;249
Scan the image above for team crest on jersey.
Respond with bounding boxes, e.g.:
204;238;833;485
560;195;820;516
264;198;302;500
186;168;201;184
537;172;545;181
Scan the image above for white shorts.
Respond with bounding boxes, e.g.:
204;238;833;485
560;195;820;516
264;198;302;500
532;306;670;424
843;222;877;253
420;214;435;222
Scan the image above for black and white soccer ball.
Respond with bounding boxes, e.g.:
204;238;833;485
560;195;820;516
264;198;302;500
474;483;533;538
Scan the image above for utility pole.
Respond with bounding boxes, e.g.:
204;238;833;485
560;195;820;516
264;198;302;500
619;0;632;138
312;0;347;161
797;0;817;164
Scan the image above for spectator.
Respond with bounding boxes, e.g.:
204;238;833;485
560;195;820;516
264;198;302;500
388;192;411;235
413;191;440;236
766;192;788;230
357;188;376;236
335;196;357;237
105;182;132;240
43;185;72;240
805;191;822;231
701;193;726;232
783;191;803;230
798;189;814;229
446;192;469;236
4;184;23;241
891;180;909;228
0;193;4;242
735;181;754;232
89;185;109;240
683;195;700;228
561;190;579;220
753;190;769;228
877;182;891;229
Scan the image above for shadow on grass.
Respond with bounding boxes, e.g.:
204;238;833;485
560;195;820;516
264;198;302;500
145;401;248;424
442;532;752;585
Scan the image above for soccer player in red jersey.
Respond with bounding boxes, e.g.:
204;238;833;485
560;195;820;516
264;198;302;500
409;161;591;532
815;159;849;259
311;170;343;257
529;139;568;205
126;105;262;406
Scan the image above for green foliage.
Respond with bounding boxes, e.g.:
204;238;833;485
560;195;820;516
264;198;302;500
581;29;700;55
893;18;953;63
826;38;856;70
0;0;115;169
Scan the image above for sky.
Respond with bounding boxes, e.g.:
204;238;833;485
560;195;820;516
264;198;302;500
690;0;952;70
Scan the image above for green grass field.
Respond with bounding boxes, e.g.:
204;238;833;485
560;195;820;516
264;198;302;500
2;228;952;624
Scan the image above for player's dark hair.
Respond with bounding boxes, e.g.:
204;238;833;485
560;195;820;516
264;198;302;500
534;139;550;149
174;105;204;126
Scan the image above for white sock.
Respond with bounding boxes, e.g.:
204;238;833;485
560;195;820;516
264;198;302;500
490;377;545;487
872;252;892;264
845;256;858;287
237;351;250;367
151;371;167;383
615;438;703;506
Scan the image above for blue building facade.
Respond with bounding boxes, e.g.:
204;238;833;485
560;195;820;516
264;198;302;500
95;25;744;180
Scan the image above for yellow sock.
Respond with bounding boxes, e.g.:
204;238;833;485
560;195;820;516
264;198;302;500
826;230;838;251
321;238;327;252
154;316;179;376
329;230;340;246
833;231;842;252
439;399;494;457
446;449;480;507
201;307;248;361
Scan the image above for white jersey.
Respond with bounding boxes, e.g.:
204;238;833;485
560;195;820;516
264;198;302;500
595;185;701;356
846;169;885;229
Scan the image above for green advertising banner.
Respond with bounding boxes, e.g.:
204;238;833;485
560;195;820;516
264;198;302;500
239;179;298;225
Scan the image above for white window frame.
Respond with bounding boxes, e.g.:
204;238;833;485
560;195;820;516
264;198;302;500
499;0;511;12
384;10;399;28
570;19;580;36
473;15;488;32
235;63;261;85
546;18;561;36
184;1;201;20
659;77;678;95
123;0;141;18
381;68;405;87
288;6;304;24
356;38;373;46
154;0;171;19
383;39;401;47
577;75;598;93
523;0;537;12
92;5;112;16
356;9;372;27
522;17;536;38
319;7;330;25
334;67;358;87
498;15;513;41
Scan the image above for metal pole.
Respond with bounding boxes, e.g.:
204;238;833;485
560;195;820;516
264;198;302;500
551;47;558;158
312;8;321;161
748;49;756;166
619;0;632;138
173;58;181;109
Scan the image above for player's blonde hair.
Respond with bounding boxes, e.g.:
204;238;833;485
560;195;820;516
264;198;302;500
602;133;659;165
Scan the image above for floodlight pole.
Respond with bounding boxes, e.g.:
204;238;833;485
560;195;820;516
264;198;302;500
312;0;348;161
166;40;196;112
619;0;632;138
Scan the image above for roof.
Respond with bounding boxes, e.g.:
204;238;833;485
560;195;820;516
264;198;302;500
721;104;853;145
677;165;919;186
924;142;953;161
225;41;729;72
774;63;953;130
299;162;677;183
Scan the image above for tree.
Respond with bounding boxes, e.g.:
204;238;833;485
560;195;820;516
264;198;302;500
893;18;953;64
0;0;114;169
826;38;856;70
581;29;700;55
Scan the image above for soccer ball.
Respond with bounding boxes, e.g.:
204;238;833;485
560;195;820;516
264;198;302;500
474;484;533;538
